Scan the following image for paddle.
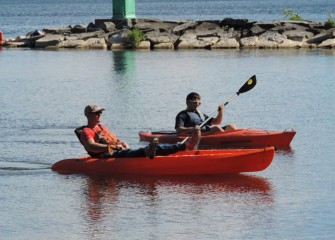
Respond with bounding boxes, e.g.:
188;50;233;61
180;75;257;144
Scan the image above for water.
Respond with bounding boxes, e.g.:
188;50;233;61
1;0;335;239
1;48;335;239
1;0;334;38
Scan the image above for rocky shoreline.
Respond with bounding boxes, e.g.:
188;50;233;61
2;18;335;50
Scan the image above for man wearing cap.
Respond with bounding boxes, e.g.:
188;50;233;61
77;104;200;159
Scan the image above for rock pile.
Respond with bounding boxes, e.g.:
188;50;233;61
3;18;335;49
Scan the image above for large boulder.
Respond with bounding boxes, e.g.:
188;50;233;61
134;20;178;33
95;21;116;33
283;29;314;42
318;38;335;48
69;30;105;40
177;30;211;49
239;36;258;48
71;24;87;33
108;29;131;49
35;34;64;48
212;38;240;48
221;18;250;29
42;27;71;34
145;31;179;44
172;21;197;35
307;28;335;44
195;21;222;36
278;39;303;48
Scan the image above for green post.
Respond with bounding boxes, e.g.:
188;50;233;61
112;0;136;19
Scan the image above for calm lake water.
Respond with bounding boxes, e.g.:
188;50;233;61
1;48;335;239
1;0;335;239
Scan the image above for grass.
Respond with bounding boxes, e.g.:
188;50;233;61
325;12;335;28
128;27;146;47
283;9;305;21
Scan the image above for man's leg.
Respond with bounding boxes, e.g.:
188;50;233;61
108;143;186;158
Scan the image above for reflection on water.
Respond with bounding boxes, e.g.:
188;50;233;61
81;174;273;238
112;50;136;76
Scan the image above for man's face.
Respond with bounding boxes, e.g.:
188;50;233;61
187;98;201;111
87;111;103;124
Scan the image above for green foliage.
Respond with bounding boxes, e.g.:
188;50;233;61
283;9;305;21
325;12;335;28
128;27;145;47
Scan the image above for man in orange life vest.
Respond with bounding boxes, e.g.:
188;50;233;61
79;104;200;159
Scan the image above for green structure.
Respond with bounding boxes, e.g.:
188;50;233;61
112;0;136;19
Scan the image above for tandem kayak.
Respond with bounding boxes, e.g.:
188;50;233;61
51;147;275;176
139;128;296;148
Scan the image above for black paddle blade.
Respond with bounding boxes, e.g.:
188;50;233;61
237;75;257;94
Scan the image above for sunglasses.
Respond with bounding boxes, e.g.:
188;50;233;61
92;111;103;115
188;100;201;105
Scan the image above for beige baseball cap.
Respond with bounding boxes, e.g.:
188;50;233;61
84;104;105;115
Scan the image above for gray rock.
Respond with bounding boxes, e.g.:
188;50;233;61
283;30;314;42
136;40;151;50
291;21;323;29
107;29;131;48
278;39;302;48
70;30;105;40
86;38;108;49
195;22;222;36
177;30;211;49
134;21;178;33
60;39;86;48
250;25;266;36
3;40;31;48
212;38;240;48
35;34;64;48
259;31;287;43
307;28;335;44
197;36;220;45
10;18;334;50
253;21;280;30
240;36;258;47
217;29;241;40
95;22;116;32
72;25;87;33
179;29;197;41
145;31;179;44
87;22;101;32
42;27;72;34
221;18;250;28
172;22;197;34
272;22;304;33
153;42;174;49
318;38;335;48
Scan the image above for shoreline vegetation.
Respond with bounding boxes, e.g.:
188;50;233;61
2;16;335;50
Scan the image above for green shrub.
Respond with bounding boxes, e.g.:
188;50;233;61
283;9;305;21
128;27;145;47
325;12;335;28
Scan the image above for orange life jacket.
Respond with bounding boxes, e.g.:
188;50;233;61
95;125;121;148
75;125;121;154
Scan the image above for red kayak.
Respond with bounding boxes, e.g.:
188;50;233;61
139;128;296;148
52;147;274;176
